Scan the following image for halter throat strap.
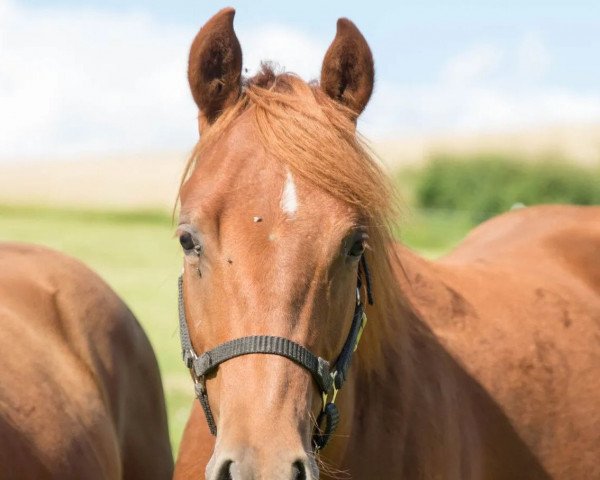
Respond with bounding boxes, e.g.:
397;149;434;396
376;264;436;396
177;257;373;449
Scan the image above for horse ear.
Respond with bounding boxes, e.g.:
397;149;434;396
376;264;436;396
188;8;242;129
320;18;374;118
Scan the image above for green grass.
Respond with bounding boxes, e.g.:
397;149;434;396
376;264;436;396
0;203;471;454
393;167;476;257
396;207;475;258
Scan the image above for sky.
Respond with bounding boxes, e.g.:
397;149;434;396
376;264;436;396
1;0;599;160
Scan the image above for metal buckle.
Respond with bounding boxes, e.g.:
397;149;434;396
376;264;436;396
186;350;206;394
192;374;206;395
353;312;368;352
321;371;340;412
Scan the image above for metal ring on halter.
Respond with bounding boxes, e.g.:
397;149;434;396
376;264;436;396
313;403;340;450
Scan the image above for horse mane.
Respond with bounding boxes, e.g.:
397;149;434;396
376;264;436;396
180;64;410;374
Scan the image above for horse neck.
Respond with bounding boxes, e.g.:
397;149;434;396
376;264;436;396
347;244;485;477
356;242;457;383
352;243;553;479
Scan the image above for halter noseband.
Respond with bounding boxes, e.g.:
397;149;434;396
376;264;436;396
178;256;373;450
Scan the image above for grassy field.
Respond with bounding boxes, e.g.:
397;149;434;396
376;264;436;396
0;202;473;454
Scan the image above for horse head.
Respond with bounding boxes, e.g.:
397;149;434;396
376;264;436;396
178;8;393;479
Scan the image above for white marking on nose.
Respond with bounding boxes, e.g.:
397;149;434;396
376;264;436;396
281;169;298;216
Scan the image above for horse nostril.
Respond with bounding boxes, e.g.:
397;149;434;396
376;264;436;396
216;460;233;480
292;460;307;480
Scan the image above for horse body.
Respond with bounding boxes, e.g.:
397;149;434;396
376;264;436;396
383;205;600;479
0;243;173;479
416;205;600;478
174;8;600;479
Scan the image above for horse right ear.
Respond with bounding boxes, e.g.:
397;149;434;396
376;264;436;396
188;8;242;131
321;18;374;119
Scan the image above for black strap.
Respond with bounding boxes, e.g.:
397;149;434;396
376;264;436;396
178;275;196;369
360;255;374;306
192;336;332;393
331;301;364;390
195;383;217;435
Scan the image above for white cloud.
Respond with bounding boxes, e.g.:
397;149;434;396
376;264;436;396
0;1;329;161
517;32;551;80
361;34;600;139
441;44;503;85
0;1;598;160
0;0;11;22
0;0;197;159
240;24;326;80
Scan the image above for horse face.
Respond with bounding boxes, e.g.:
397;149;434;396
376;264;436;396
178;8;374;480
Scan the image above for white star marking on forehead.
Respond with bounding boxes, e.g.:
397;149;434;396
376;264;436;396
281;169;298;217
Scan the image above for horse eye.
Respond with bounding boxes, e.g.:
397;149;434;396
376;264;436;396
179;232;196;252
348;239;365;257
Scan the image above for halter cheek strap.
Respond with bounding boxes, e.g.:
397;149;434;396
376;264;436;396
178;257;373;450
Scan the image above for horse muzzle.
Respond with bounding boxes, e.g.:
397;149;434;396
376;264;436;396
206;447;317;480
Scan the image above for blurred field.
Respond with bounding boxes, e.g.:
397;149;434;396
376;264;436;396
375;123;600;167
1;123;599;209
0;152;188;209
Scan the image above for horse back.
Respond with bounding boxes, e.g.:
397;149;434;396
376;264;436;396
0;243;173;479
445;204;600;293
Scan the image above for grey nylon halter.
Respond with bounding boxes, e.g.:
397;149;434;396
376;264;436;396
178;255;373;450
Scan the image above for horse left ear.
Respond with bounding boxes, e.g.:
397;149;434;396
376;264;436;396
188;8;243;131
320;18;374;118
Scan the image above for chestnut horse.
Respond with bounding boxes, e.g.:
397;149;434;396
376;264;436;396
0;243;173;479
174;8;600;480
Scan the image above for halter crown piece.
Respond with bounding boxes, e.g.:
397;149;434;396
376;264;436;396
178;255;373;450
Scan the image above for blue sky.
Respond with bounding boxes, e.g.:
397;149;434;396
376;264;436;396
19;0;600;87
1;0;599;159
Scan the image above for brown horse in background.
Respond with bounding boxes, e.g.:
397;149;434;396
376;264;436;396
174;8;600;479
0;243;173;479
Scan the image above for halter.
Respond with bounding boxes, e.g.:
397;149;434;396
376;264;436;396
178;255;373;450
